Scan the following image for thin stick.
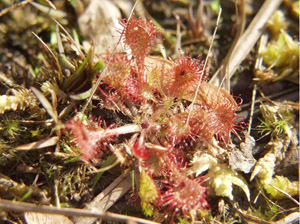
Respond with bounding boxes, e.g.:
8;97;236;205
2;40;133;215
0;0;34;17
0;199;158;224
80;0;139;117
44;0;56;9
247;84;257;134
240;87;298;109
220;0;246;91
174;13;182;56
186;7;222;124
268;184;300;206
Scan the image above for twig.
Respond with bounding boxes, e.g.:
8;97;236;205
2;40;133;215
220;0;246;91
258;88;300;111
268;184;300;206
0;199;158;224
0;0;35;17
174;13;182;56
54;177;61;208
247;84;257;135
240;87;298;110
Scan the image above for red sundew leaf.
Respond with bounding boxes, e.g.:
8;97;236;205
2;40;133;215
66;120;142;161
156;151;209;216
119;14;161;71
123;70;144;103
185;82;242;142
158;177;209;214
195;82;239;112
101;54;150;103
169;55;207;97
101;53;132;90
163;114;192;145
65;120;103;161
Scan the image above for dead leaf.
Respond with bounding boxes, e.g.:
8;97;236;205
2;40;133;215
31;87;58;123
25;212;73;224
78;0;123;54
228;134;256;173
13;136;59;150
72;171;131;224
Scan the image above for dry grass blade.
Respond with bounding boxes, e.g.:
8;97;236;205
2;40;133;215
13;136;59;150
210;0;282;84
44;0;56;9
87;159;120;174
32;32;56;61
30;2;67;19
31;87;58;123
53;19;84;58
56;24;76;71
220;0;246;91
231;0;282;73
0;71;14;86
73;171;132;224
174;13;182;56
247;84;257;135
0;199;159;224
234;207;273;224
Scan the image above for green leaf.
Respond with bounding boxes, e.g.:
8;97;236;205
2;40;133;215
69;88;93;100
92;60;105;76
141;201;154;217
92;155;117;188
64;156;81;164
19;187;33;202
210;0;220;13
139;170;158;203
64;53;89;89
262;31;299;68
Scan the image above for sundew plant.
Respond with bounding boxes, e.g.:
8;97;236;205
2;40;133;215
66;14;246;222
